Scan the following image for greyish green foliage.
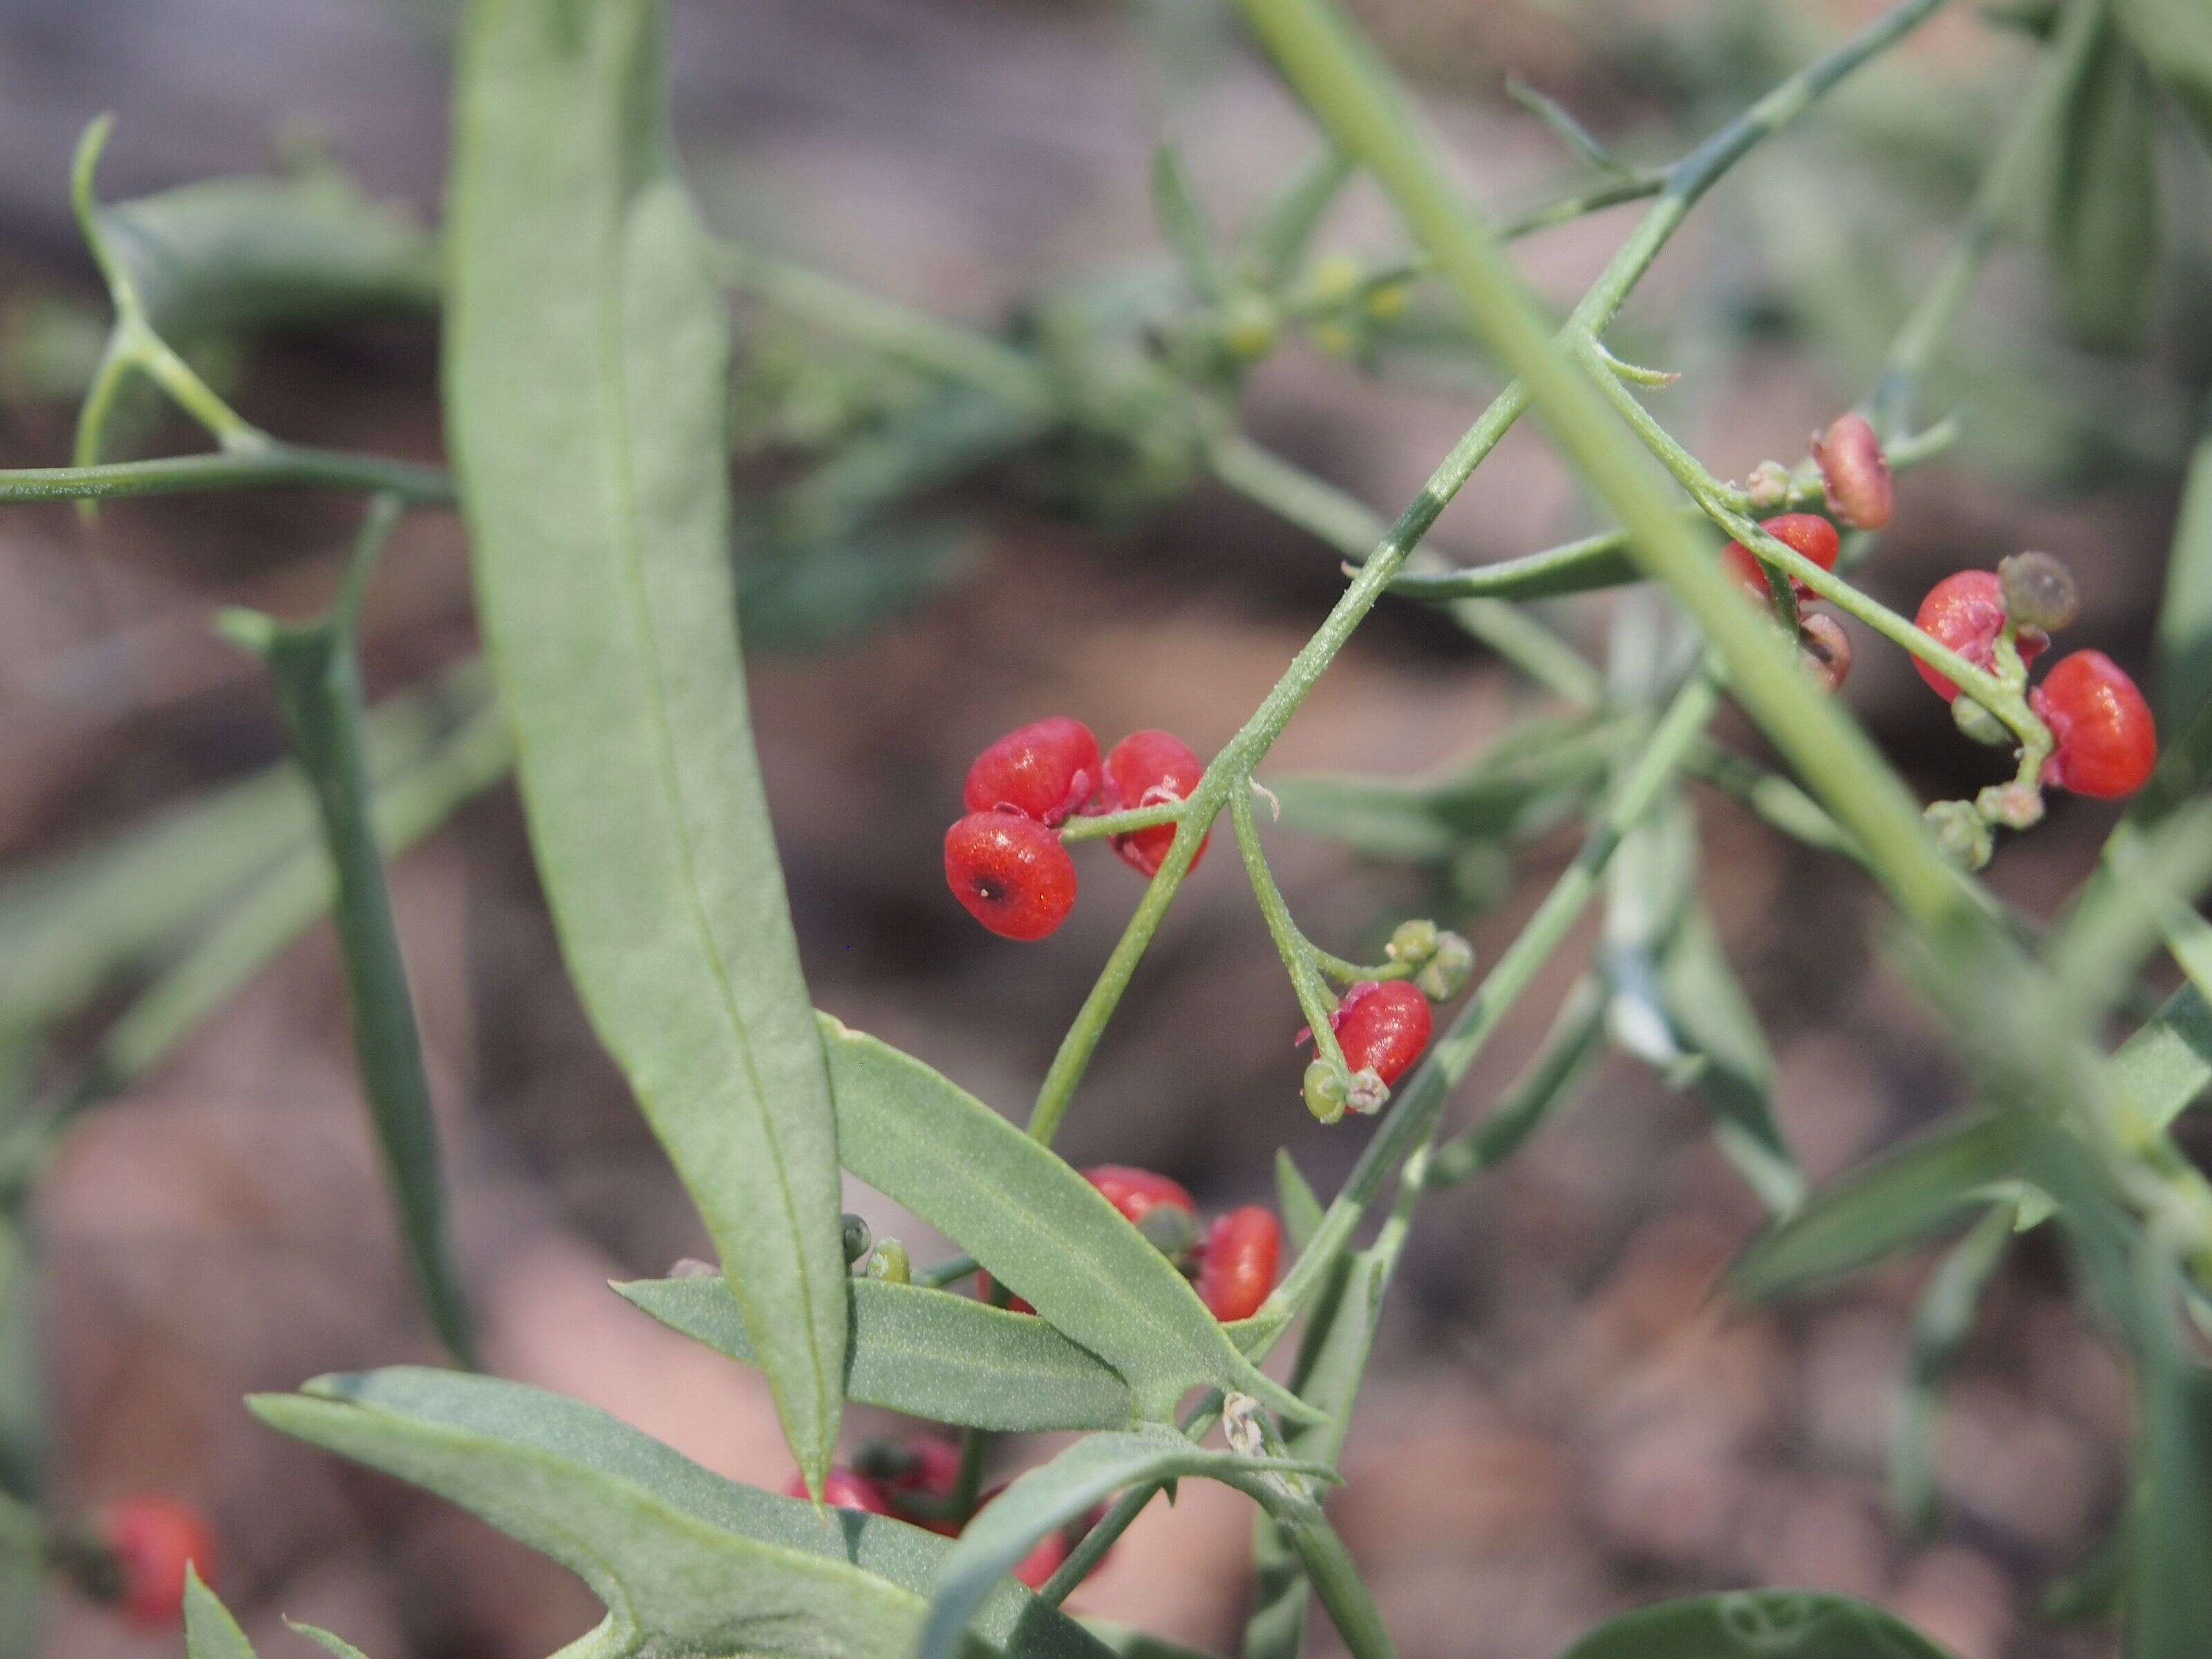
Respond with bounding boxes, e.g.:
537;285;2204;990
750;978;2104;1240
444;0;847;1488
2044;0;2161;353
251;1369;1111;1659
182;1571;256;1659
1552;1591;1960;1658
615;1274;1136;1432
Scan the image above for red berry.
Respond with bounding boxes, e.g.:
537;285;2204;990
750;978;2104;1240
964;718;1101;826
1314;980;1432;1085
1720;514;1841;606
95;1497;216;1628
945;812;1077;940
1811;413;1893;530
785;1467;892;1514
860;1438;964;1535
1912;570;2049;702
1195;1206;1282;1322
1081;1164;1196;1228
1103;729;1208;877
2032;650;2157;800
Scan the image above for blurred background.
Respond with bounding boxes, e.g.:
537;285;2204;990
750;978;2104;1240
1;0;2206;1654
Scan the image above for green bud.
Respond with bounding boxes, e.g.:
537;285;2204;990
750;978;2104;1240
1745;460;1792;512
841;1212;873;1268
1136;1203;1199;1262
1924;799;1992;870
1387;917;1442;966
1416;931;1475;1000
1221;291;1278;361
864;1239;911;1285
1998;550;2079;632
1952;695;2012;747
1303;1059;1349;1125
1976;780;2045;832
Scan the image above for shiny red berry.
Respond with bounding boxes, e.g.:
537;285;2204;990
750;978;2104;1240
1911;570;2049;702
1318;980;1432;1085
1103;729;1208;877
1195;1206;1282;1322
1811;413;1893;530
964;718;1101;826
2032;650;2157;800
1720;514;1840;606
985;1165;1197;1314
856;1438;963;1535
95;1497;217;1628
945;812;1077;940
785;1467;892;1514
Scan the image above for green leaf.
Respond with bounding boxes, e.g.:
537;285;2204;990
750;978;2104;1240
1888;1206;2012;1535
183;1568;257;1659
1425;974;1606;1188
284;1622;373;1659
250;1368;1109;1659
1274;1149;1325;1253
2128;1264;2212;1658
2153;413;2212;732
2043;1521;2128;1622
2115;982;2212;1132
820;1018;1315;1423
1150;144;1226;301
1732;1114;2023;1300
1554;1591;1959;1658
614;1274;1134;1432
1081;1624;1224;1659
2115;0;2212;149
1657;911;1803;1215
918;1427;1336;1659
0;1215;43;1503
1381;529;1642;602
230;506;473;1367
2045;7;2161;354
739;518;973;654
1239;145;1355;288
446;0;847;1490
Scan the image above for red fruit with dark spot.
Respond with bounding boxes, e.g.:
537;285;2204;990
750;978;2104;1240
1195;1206;1282;1322
2033;650;2157;800
1103;729;1208;877
94;1497;217;1628
945;812;1077;939
1912;570;2048;702
964;718;1101;826
785;1468;892;1515
1720;514;1841;606
1309;980;1432;1085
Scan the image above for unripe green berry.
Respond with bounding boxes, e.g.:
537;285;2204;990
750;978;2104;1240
1303;1059;1349;1125
1924;800;1992;870
1387;918;1443;966
1416;931;1474;1000
1952;695;2012;747
1136;1203;1199;1260
1221;292;1278;361
1304;252;1362;308
1745;460;1792;512
841;1213;873;1267
865;1239;911;1284
1998;551;2079;632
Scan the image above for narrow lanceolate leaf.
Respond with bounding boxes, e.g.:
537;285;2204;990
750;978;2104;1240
1553;1591;1958;1658
2046;6;2161;354
234;559;474;1367
2115;0;2212;149
1732;1114;2022;1300
1274;1149;1325;1253
615;1275;1134;1432
283;1622;373;1659
250;1369;1109;1659
1658;911;1802;1215
1081;1623;1226;1659
182;1570;257;1659
2115;983;2212;1132
1889;1206;2012;1535
821;1019;1314;1422
1150;144;1226;301
447;0;845;1488
2154;415;2212;732
0;1215;44;1504
1382;529;1642;602
2128;1265;2212;1659
919;1428;1337;1659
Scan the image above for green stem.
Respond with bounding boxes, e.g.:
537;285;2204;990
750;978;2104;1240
1059;802;1183;842
0;445;454;505
1232;787;1351;1077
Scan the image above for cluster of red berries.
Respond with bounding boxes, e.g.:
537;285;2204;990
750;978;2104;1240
1913;557;2156;802
786;1439;1108;1589
986;1164;1283;1323
944;718;1208;940
53;1495;217;1627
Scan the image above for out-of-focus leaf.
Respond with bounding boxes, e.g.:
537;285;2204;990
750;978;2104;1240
919;1427;1335;1659
182;1570;256;1659
738;518;971;653
819;1019;1313;1422
447;0;847;1490
1425;975;1606;1188
1274;1149;1325;1253
2128;1261;2212;1658
2043;1523;2128;1623
2115;0;2212;147
1240;145;1354;287
1082;1624;1224;1659
1272;716;1615;862
2046;7;2161;353
98;169;438;341
0;1215;41;1503
1659;911;1803;1215
1732;1115;2023;1300
284;1622;373;1659
614;1275;1134;1432
250;1369;1107;1659
769;386;1046;548
1383;529;1641;602
2115;983;2212;1132
2153;415;2212;732
1889;1206;2012;1534
1554;1591;1959;1658
1150;144;1226;301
